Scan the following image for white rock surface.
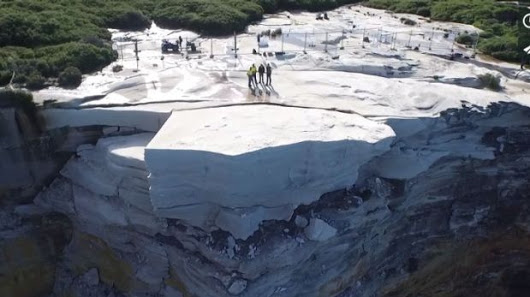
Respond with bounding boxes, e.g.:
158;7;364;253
304;218;337;241
145;104;393;238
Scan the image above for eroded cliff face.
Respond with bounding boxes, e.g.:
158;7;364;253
0;212;72;297
1;102;529;297
0;105;104;297
0;106;102;205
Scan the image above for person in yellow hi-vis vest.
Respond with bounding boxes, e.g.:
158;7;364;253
247;67;254;88
250;64;258;86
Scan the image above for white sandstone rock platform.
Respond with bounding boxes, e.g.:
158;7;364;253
145;104;394;238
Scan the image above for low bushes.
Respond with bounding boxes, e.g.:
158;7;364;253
366;0;522;62
112;65;124;73
0;42;116;88
152;0;264;35
477;36;519;62
478;73;501;91
455;34;475;46
25;72;46;90
35;42;117;75
365;0;431;16
400;17;417;26
0;89;37;121
58;66;83;88
104;10;151;31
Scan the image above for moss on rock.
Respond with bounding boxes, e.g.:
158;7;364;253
67;232;138;292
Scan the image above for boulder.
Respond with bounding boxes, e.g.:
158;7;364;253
304;218;337;242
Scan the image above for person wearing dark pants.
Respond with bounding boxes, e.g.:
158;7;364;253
266;63;272;85
247;67;254;88
251;64;258;86
258;64;265;84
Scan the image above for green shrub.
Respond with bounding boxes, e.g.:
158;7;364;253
0;71;12;86
58;66;82;88
152;0;263;35
478;73;501;91
26;71;46;90
455;34;474;46
0;7;111;47
105;10;151;31
12;74;28;84
400;17;416;26
416;7;430;17
36;42;117;75
256;0;279;13
478;36;519;62
0;89;37;121
112;65;124;72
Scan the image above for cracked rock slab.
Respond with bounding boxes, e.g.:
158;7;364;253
145;104;394;238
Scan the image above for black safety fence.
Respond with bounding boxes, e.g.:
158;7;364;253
110;26;479;70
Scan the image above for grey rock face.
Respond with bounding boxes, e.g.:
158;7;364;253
295;215;309;228
81;268;100;286
0;107;103;205
228;279;248;295
11;102;530;297
304;218;337;241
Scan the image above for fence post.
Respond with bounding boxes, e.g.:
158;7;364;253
234;32;238;58
407;30;412;47
473;33;479;57
324;32;328;53
429;30;434;50
210;38;214;58
304;33;307;53
362;28;366;48
134;39;139;71
281;34;284;53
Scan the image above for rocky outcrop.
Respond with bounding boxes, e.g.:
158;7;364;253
145;105;394;239
0;104;150;297
0;212;72;297
22;102;529;297
0;106;103;206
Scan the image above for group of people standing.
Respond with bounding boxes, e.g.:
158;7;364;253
248;63;272;88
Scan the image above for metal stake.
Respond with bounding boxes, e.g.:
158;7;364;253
210;38;214;58
325;32;328;53
234;32;238;58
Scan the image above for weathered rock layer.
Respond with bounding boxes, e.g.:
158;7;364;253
2;102;527;297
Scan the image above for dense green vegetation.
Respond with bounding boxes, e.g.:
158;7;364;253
0;89;37;121
0;0;126;88
0;0;526;90
364;0;523;62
